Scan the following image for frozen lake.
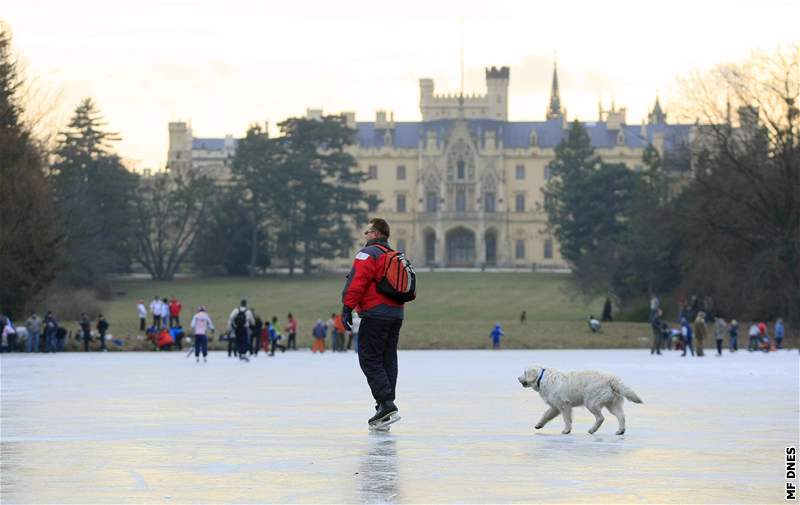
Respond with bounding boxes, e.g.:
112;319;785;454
2;349;798;503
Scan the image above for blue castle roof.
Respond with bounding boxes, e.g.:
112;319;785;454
192;121;691;153
354;119;691;152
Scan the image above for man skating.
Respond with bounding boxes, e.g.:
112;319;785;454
228;300;254;362
341;218;415;430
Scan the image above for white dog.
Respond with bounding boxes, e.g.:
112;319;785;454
518;366;642;435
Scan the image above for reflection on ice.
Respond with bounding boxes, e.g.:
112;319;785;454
359;432;398;504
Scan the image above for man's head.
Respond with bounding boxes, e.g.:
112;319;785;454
241;299;247;307
364;218;390;241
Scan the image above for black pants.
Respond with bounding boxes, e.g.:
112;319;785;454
169;316;180;328
139;318;146;331
287;332;296;350
195;334;208;357
357;317;402;403
235;328;249;357
98;331;107;350
250;334;261;355
228;337;237;356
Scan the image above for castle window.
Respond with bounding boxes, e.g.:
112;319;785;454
516;165;525;180
457;159;465;180
617;131;625;146
368;165;378;180
396;165;406;180
456;189;466;213
515;240;526;259
396;194;407;213
515;193;525;213
367;194;379;212
544;239;553;259
426;191;438;212
484;192;495;213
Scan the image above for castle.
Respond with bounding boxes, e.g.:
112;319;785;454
167;64;692;269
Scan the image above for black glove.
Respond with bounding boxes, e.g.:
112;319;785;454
341;306;353;332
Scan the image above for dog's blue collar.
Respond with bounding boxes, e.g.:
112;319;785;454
535;368;546;389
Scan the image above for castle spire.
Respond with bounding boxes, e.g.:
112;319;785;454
546;61;564;120
648;95;666;125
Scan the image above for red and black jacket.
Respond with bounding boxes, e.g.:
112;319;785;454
341;239;404;320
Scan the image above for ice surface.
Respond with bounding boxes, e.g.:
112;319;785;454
2;349;798;503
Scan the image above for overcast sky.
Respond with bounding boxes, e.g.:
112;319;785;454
5;0;799;171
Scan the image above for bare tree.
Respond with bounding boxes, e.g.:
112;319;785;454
133;171;215;280
676;45;800;323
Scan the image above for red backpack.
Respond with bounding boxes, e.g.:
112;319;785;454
374;244;417;303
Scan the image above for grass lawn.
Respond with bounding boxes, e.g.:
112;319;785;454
54;272;656;351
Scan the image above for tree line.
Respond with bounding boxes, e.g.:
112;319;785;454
544;46;799;324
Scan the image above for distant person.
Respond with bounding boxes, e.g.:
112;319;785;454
520;310;527;325
334;313;346;352
693;312;706;357
169;297;182;328
713;317;727;356
43;311;58;353
1;319;17;353
268;318;286;356
312;319;326;353
748;323;760;352
757;321;770;352
169;325;184;351
728;320;739;352
326;314;337;351
251;314;263;356
55;325;68;352
775;318;785;350
79;313;92;352
680;317;694;357
587;315;601;333
25;312;42;353
150;296;162;328
228;300;254;362
490;323;505;350
190;306;214;363
160;298;170;329
286;313;297;350
137;300;147;332
650;308;664;355
96;314;109;352
601;298;612;322
649;294;660;322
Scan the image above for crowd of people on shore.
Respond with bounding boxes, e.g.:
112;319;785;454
647;294;786;357
0;294;363;357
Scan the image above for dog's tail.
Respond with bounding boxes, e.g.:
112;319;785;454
612;380;643;403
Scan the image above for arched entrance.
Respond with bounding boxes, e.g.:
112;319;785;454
485;229;497;266
446;227;475;267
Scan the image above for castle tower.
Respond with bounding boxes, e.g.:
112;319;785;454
546;62;564;121
167;121;192;173
648;96;667;125
485;66;509;121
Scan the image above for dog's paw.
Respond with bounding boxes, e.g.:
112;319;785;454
616;429;625;435
561;429;571;435
534;423;543;430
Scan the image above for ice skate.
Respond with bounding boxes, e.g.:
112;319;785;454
196;357;199;363
368;401;400;430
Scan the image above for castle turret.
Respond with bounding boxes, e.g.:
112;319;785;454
167;121;192;174
648;96;667;125
485;66;509;121
546;62;564;121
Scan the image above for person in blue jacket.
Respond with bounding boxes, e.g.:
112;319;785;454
680;317;694;357
490;323;505;350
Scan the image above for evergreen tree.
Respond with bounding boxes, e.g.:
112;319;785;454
50;98;139;285
544;121;639;299
280;116;370;274
0;23;63;317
